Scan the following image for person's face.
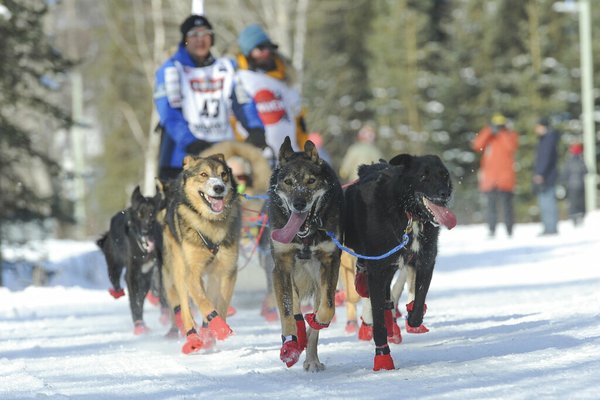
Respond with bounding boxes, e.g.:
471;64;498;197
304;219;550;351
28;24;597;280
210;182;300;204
249;43;275;69
535;124;547;136
185;27;212;61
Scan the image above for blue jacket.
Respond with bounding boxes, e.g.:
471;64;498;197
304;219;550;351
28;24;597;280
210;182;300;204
534;129;560;187
154;44;264;171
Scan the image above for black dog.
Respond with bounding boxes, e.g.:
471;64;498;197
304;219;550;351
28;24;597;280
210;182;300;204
97;186;163;335
344;154;456;371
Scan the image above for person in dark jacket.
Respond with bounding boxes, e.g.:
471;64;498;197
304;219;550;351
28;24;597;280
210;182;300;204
562;143;587;226
533;117;560;235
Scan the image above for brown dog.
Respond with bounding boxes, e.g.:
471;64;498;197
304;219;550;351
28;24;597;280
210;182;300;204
161;153;241;354
268;137;343;371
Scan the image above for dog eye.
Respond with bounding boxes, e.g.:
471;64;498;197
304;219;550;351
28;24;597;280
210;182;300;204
307;177;316;185
284;178;293;186
200;172;208;178
221;171;228;179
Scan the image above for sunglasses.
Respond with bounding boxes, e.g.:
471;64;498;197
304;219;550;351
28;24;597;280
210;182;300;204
255;43;276;52
186;29;213;39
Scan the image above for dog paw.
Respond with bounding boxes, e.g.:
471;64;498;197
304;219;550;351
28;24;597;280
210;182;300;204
280;340;302;368
208;316;233;340
108;288;125;299
182;332;208;354
345;320;358;334
303;359;325;372
387;321;402;344
133;321;150;335
358;320;373;341
304;313;330;330
197;327;216;349
405;319;429;334
334;290;346;306
373;354;395;371
145;292;160;306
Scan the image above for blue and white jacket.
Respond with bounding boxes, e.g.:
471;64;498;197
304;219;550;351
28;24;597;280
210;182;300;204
154;44;264;170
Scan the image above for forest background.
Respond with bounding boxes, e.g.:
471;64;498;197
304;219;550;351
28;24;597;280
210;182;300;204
1;0;599;249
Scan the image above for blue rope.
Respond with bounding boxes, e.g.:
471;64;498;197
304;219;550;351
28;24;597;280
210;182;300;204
241;193;269;200
325;231;410;260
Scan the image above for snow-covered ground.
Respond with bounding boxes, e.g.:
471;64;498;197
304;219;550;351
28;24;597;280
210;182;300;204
1;213;600;399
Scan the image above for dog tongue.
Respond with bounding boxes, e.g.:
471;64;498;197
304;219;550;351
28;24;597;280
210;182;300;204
271;211;309;243
423;198;457;230
208;196;224;213
143;237;155;253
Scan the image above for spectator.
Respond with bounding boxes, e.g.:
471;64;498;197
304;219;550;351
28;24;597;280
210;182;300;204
533;117;560;235
561;143;587;226
308;132;333;167
471;113;519;237
339;124;384;184
154;14;264;180
234;24;308;166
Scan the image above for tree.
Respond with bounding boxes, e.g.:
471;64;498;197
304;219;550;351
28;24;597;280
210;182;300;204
0;0;73;284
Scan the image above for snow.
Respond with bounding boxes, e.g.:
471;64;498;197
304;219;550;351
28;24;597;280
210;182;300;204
2;213;600;399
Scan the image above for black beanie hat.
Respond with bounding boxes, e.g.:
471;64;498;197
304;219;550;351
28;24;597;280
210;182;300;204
180;15;214;44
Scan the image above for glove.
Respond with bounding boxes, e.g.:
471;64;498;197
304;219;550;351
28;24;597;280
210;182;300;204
246;127;267;149
185;139;211;155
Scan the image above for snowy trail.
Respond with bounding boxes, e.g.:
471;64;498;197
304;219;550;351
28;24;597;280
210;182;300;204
2;213;600;399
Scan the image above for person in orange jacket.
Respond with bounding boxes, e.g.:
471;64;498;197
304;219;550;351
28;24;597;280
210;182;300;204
471;113;519;237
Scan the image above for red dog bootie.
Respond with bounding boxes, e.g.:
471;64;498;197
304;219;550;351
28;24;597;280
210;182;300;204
182;329;208;354
335;290;346;306
197;326;216;350
295;314;307;350
354;264;369;298
358;319;373;341
373;345;395;371
173;306;186;336
207;312;233;340
388;321;402;344
145;292;160;306
133;320;150;335
345;320;358;334
108;288;125;299
305;313;330;330
280;336;302;368
405;301;429;333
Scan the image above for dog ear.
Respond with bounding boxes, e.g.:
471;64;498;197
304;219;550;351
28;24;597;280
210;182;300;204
304;140;320;164
183;155;195;170
278;136;294;165
131;185;143;206
389;154;413;169
209;153;226;163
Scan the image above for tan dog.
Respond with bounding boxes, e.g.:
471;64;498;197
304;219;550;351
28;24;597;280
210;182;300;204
161;154;241;354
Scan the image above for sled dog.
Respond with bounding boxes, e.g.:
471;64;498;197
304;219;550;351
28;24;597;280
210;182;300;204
268;137;343;371
161;153;241;354
97;186;162;335
344;154;456;371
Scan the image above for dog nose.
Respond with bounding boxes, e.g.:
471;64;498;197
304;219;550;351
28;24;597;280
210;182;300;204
293;198;306;211
213;184;225;194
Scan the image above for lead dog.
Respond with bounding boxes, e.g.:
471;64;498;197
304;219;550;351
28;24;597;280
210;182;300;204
161;154;241;354
344;154;456;371
269;137;343;371
97;186;162;335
